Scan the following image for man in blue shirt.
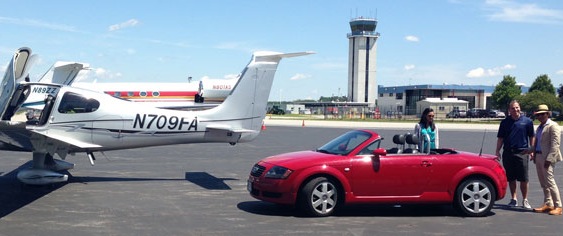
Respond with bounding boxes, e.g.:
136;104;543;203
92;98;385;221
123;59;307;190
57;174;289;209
496;100;535;209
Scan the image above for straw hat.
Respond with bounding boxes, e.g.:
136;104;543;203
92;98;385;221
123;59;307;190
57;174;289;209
534;104;550;115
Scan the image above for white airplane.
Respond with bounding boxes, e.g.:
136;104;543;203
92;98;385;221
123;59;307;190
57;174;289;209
22;62;237;112
0;47;313;185
72;77;237;109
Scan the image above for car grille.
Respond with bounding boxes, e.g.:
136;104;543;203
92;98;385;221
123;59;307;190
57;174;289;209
250;164;266;177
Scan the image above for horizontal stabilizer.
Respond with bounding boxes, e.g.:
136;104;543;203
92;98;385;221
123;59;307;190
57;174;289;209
206;124;257;134
204;125;258;143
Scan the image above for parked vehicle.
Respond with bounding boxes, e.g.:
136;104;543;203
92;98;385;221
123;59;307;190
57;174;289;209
268;106;285;115
468;108;487;118
446;109;467;118
248;130;507;217
488;110;506;118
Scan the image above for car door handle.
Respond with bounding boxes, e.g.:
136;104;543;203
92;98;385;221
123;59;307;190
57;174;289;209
421;161;432;167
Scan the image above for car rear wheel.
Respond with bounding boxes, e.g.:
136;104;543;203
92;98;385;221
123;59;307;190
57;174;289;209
299;177;338;217
454;178;496;217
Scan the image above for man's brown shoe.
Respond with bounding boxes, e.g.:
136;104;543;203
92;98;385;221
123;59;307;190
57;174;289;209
534;205;555;213
548;207;562;216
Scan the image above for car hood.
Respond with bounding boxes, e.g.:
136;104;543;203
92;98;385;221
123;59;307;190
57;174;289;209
261;150;337;168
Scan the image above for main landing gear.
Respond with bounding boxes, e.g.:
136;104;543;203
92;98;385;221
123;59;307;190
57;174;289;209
16;152;74;185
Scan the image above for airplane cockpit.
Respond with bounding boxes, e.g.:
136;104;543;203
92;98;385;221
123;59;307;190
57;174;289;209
57;92;100;114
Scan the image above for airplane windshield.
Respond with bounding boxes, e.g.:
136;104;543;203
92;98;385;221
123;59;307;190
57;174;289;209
58;92;100;114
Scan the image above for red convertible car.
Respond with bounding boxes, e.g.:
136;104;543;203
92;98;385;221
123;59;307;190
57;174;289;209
248;129;507;217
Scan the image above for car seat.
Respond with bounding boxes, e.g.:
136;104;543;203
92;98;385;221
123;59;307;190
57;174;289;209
403;133;419;154
387;134;405;154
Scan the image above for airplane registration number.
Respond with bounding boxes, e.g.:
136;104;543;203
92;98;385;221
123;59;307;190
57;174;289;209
32;86;58;95
133;114;198;131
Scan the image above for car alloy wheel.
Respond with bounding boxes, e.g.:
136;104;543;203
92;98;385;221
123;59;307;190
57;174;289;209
454;178;496;217
300;177;338;217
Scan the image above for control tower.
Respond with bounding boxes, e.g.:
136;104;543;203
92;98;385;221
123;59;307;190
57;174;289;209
347;17;380;106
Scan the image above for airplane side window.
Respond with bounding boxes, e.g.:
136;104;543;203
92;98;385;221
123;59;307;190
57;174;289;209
58;92;100;114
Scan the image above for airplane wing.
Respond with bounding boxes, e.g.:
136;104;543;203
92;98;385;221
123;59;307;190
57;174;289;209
31;130;102;150
0;121;33;151
0;120;101;152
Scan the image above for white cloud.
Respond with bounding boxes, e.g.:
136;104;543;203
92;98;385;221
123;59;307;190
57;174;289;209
466;64;516;78
0;16;78;32
224;74;240;80
556;70;563;75
289;73;311;81
108;19;140;31
405;35;420;42
404;64;415;70
484;0;563;24
72;67;121;82
95;68;122;79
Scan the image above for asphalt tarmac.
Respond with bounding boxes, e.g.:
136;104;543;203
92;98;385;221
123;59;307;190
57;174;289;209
1;124;562;236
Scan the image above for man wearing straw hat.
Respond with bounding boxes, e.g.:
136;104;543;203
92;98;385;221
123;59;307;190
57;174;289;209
531;104;562;216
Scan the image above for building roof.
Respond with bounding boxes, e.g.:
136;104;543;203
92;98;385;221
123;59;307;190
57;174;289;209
378;84;530;94
418;97;469;104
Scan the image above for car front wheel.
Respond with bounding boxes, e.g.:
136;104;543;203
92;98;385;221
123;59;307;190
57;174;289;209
454;178;496;217
299;177;339;217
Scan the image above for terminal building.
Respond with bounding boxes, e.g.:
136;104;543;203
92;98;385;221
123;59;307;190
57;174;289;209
378;84;497;117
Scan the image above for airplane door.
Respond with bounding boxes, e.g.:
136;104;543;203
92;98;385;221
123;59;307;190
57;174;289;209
0;48;34;120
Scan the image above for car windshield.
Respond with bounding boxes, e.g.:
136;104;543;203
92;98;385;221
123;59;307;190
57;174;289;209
316;130;372;155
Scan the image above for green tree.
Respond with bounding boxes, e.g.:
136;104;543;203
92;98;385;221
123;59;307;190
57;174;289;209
491;75;522;111
318;96;347;102
519;90;562;114
528;74;556;94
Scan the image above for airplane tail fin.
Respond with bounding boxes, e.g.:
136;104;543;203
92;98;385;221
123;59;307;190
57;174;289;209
200;51;313;142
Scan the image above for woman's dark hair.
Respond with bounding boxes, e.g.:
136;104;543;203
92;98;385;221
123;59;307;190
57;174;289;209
419;108;436;131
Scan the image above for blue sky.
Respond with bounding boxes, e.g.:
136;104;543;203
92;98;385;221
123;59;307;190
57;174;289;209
1;0;562;101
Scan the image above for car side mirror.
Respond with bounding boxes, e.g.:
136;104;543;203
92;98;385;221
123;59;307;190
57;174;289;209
372;148;386;172
372;148;387;156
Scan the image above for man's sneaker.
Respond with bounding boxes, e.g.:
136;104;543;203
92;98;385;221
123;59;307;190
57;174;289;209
508;199;518;207
523;199;532;209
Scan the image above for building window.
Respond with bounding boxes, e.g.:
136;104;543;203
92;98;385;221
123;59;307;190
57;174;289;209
438;106;445;111
389;93;393;97
395;93;403;100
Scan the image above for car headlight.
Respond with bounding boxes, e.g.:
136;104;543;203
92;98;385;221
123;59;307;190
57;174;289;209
265;166;293;179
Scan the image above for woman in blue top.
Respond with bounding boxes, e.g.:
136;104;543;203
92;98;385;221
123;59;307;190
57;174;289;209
415;108;439;151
